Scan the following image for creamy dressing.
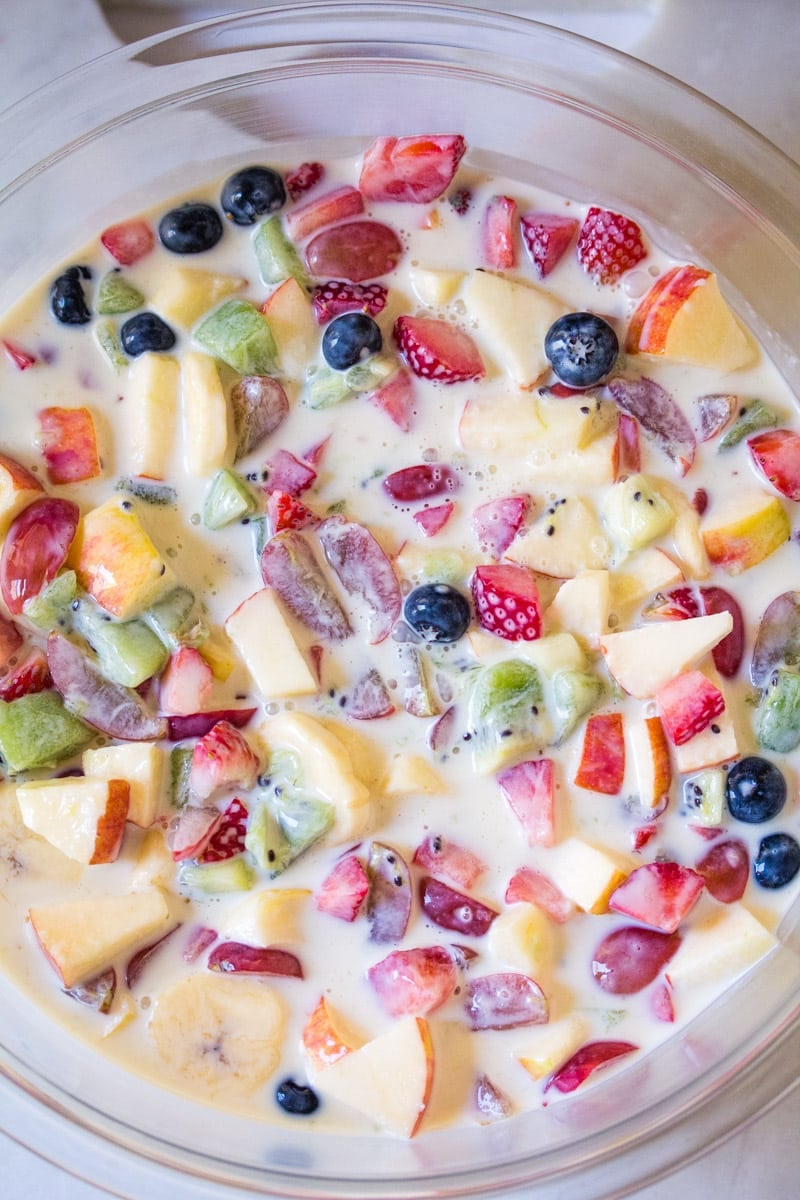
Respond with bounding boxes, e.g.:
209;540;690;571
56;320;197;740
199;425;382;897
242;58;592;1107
0;143;798;1137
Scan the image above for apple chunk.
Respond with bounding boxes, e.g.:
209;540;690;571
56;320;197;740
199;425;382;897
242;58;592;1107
83;742;164;827
311;1015;434;1137
599;610;732;699
225;587;317;699
29;889;172;988
0;451;45;538
16;776;130;864
701;490;790;575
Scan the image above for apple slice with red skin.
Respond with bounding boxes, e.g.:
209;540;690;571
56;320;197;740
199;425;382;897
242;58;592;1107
465;972;548;1031
651;980;675;1023
419;876;498;937
37;406;101;485
367;842;412;942
591;926;681;994
47;631;167;741
1;497;80;614
302;995;362;1069
367;945;459;1017
496;758;556;847
207;942;303;978
318;517;401;644
286;184;364;242
545;1040;638;1094
647;584;744;678
574;712;625;795
608;861;704;934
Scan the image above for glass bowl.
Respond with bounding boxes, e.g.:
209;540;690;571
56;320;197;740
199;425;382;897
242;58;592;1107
1;4;800;1198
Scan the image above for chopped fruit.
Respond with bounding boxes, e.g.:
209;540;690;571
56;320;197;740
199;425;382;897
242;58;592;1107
626;265;757;371
671;677;738;774
203;468;257;530
151;266;245;327
496;758;556;847
221;886;309;945
608;377;695;476
545;1040;638;1094
471;563;542;642
591;926;681;994
601;474;674;556
367;841;412;943
226;587;317;700
656;669;725;745
167;707;256;742
508;496;611;579
695;838;749;903
488;903;553;977
475;1074;514;1123
266;490;319;536
611;548;683;611
694;392;738;442
301;996;363;1070
520;211;578;278
725;755;786;824
748;428;800;501
181;857;255;894
260;529;352;641
472;494;529;559
758;667;800;753
577;206;646;284
199;798;249;864
169;805;224;861
314;853;369;921
574;712;625;795
189;720;260;801
609;861;704;933
419;875;498;936
70;496;172;620
413;834;486;889
359;134;466;203
599;610;733;699
665;905;776;989
460;270;565;389
2;339;37;370
83;742;164;828
96;272;144;315
719;397;778;449
287;184;364;241
70;598;168;689
1;496;80;615
285;160;324;200
16;776;129;865
0;450;46;537
751;590;800;688
548;570;610;649
0;648;51;702
517;1015;588;1081
468;658;549;776
753;832;800;889
0;613;21;668
125;926;179;989
544;837;628;914
413;501;454;537
366;365;416;431
544;312;619;389
683;767;726;827
30;889;172;988
652;584;745;678
480;194;517;269
311;280;388;324
508;866;574;923
310;1015;434;1138
126;352;179;481
180;350;230;478
408;265;464;305
65;968;117;1014
628;715;672;814
305;220;403;282
100;218;155;266
0;690;94;773
367;945;458;1016
465;972;548;1031
254;215;310;288
615;411;642;478
194;300;277;377
259;277;318;382
37;406;101;485
348;667;395;720
384;754;446;796
383;462;460;502
159;646;214;715
264;448;316;497
318;517;402;644
394;314;484;384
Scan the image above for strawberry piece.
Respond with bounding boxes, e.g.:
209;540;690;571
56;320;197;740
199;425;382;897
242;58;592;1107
394;315;484;384
286;184;364;241
189;720;260;801
614;412;641;479
413;501;454;538
311;280;388;324
100;218;155;266
285;160;324;201
305;220;402;282
359;134;467;203
199;797;249;863
471;563;542;642
366;366;416;432
0;648;52;702
367;945;459;1017
520;211;578;278
266;489;319;536
169;806;224;862
471;494;528;559
656;670;725;746
413;834;486;889
646;584;701;621
314;853;369;921
318;516;402;644
577;206;647;284
480;195;517;269
37;406;101;485
748;428;800;501
545;1040;638;1094
301;435;331;469
609;861;705;934
263;448;316;497
2;339;37;370
348;667;395;719
159;646;214;716
631;823;659;853
651;980;675;1023
505;865;574;923
574;712;625;794
496;758;555;847
383;462;460;503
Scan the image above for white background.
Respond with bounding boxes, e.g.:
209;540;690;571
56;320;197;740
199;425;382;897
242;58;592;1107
1;2;799;1197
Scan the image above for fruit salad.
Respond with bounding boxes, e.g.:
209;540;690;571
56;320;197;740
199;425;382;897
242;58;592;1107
0;132;799;1138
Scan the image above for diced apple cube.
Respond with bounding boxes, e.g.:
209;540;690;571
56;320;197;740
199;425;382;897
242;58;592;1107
461;270;566;388
548;570;610;648
701;490;790;575
599;611;733;699
151;266;246;328
125;353;179;481
488;903;554;976
70;496;173;619
261;277;318;380
16;776;130;864
225;588;317;699
666;904;776;989
383;754;447;796
181;350;231;478
131;828;175;891
408;265;464;305
627;715;672;812
508;496;611;579
222;887;311;946
29;889;172;987
518;1014;589;1081
543;837;628;914
83;742;165;827
610;546;684;610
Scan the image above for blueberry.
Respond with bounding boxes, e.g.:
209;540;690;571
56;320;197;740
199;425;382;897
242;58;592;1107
120;312;176;357
753;832;800;889
321;312;382;370
49;266;92;326
275;1078;319;1116
404;583;471;643
544;311;619;388
158;202;223;254
726;756;787;823
221;165;286;225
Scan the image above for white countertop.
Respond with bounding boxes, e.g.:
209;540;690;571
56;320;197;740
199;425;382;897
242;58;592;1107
2;2;799;1197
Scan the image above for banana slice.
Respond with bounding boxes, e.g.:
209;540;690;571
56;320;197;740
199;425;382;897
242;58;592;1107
148;972;286;1097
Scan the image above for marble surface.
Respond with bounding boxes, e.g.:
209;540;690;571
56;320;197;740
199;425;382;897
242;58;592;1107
1;1;799;1197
